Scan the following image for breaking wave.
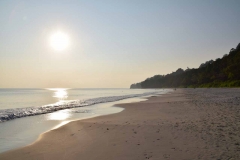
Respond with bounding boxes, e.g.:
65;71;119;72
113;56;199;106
0;91;164;122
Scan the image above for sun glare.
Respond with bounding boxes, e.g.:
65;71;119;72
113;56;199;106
50;31;70;51
47;88;69;100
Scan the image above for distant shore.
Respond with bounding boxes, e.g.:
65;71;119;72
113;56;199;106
1;88;240;160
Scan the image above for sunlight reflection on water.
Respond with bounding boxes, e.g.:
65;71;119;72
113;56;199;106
47;88;69;100
47;110;71;120
46;88;70;120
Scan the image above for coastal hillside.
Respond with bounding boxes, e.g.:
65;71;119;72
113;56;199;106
131;43;240;88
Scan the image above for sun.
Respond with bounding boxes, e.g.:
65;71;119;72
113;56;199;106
50;31;70;51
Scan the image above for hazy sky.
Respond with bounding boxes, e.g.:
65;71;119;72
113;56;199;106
0;0;240;88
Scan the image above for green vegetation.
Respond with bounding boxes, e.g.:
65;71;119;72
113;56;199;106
130;43;240;88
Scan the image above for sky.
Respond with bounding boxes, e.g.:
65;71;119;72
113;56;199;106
0;0;240;88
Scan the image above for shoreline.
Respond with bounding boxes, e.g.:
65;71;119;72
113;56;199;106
26;96;151;148
1;88;240;159
0;92;169;157
0;94;156;153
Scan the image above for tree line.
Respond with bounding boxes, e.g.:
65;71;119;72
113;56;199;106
130;43;240;88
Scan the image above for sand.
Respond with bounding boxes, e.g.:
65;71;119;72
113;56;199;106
0;88;240;160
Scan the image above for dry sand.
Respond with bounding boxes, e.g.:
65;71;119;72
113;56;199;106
0;88;240;160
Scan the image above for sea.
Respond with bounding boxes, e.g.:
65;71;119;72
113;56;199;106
0;88;171;153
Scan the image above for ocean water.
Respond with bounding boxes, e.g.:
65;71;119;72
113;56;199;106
0;88;171;153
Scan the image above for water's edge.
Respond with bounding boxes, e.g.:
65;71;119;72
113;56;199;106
0;90;171;153
0;91;164;122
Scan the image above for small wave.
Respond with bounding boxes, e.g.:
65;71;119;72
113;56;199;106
72;110;90;113
0;91;164;122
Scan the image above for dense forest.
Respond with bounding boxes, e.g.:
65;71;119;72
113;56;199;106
130;43;240;88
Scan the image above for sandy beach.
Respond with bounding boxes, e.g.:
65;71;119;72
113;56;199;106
0;88;240;160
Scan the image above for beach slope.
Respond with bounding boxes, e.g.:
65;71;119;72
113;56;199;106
0;89;240;160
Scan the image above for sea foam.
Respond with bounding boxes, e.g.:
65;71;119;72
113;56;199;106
0;91;163;122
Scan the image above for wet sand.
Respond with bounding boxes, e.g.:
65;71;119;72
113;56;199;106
0;88;240;160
